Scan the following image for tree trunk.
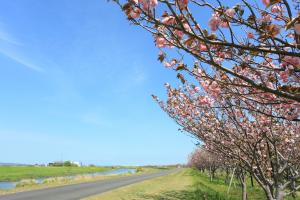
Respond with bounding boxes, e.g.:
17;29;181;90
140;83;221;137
275;186;285;200
250;175;254;187
242;177;247;200
225;168;230;184
212;169;216;179
209;166;212;182
262;186;285;200
239;172;247;200
227;168;235;195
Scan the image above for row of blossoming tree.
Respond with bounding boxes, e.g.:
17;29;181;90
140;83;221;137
114;0;300;199
188;148;251;199
188;148;224;181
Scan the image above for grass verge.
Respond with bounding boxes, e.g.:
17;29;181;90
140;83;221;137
84;168;299;200
83;168;192;200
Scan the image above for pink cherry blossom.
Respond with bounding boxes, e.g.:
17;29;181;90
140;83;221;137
225;8;236;18
177;0;189;9
282;56;300;68
220;21;229;28
150;0;158;8
199;44;207;51
271;24;281;37
140;0;158;10
155;36;167;48
261;13;272;23
247;32;254;38
200;80;210;92
271;5;282;13
279;70;289;82
198;96;210;105
164;59;177;68
162;16;175;25
209;81;221;97
174;30;183;39
129;8;141;18
209;16;220;31
294;23;300;35
183;23;192;32
262;0;270;6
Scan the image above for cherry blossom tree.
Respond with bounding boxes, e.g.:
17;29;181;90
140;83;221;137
188;148;223;180
153;82;300;200
114;0;300;121
113;0;300;199
188;148;250;199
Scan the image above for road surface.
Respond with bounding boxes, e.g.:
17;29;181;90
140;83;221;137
0;169;180;200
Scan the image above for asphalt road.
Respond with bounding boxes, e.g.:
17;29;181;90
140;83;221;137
0;169;180;200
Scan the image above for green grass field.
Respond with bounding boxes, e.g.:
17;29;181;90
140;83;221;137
0;166;113;181
85;168;299;200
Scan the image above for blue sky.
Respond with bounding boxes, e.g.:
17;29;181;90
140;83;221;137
0;0;196;166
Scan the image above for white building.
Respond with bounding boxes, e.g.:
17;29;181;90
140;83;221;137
71;161;82;167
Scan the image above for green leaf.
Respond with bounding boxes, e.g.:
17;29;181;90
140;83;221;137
176;63;186;71
206;33;217;40
177;73;186;84
157;52;166;63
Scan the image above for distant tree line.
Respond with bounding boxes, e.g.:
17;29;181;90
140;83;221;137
48;161;80;167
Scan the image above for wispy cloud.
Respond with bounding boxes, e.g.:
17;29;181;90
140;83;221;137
0;23;23;46
0;24;44;72
0;48;44;72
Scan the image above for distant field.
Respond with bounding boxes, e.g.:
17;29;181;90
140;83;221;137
0;166;113;181
0;166;170;196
